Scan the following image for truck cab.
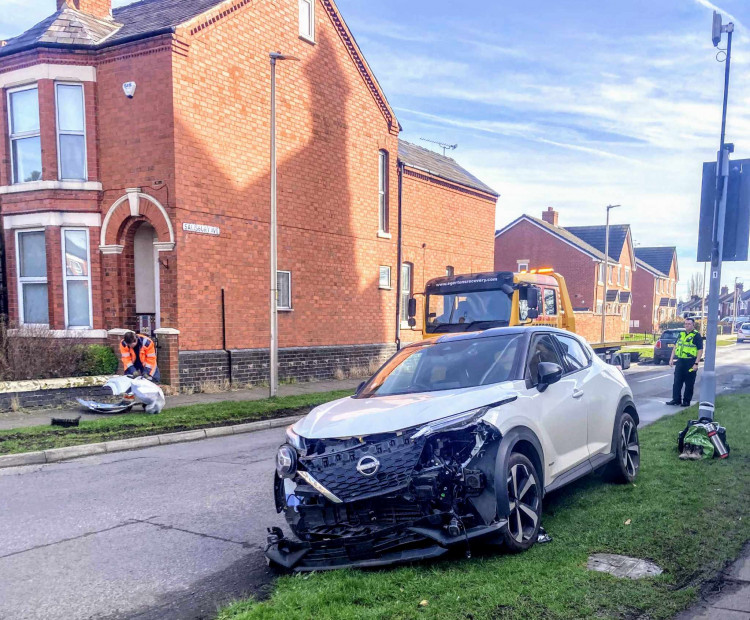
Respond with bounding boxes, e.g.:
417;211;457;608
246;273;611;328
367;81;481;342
410;269;575;338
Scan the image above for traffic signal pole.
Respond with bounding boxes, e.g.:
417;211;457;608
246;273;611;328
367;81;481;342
698;17;734;422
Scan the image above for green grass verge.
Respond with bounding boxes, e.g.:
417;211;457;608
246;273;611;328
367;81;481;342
218;394;750;620
717;336;737;347
0;390;353;455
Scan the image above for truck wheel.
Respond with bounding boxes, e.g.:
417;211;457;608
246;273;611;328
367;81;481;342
501;452;542;553
606;413;640;484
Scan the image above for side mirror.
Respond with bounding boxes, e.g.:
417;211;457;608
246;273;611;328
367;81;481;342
537;362;562;392
407;298;417;319
408;317;417;327
527;286;539;311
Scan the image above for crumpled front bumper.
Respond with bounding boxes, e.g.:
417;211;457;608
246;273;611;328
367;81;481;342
265;520;508;572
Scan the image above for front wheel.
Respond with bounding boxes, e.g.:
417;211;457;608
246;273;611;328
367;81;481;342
606;413;640;483
501;452;542;553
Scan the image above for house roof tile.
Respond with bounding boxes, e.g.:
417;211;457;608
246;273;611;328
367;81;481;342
1;0;228;56
564;224;630;262
398;140;498;196
635;247;676;277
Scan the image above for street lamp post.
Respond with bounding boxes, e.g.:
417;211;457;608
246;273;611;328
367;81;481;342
601;204;621;344
269;51;299;398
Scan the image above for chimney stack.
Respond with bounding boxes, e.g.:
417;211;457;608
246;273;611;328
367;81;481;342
721;285;729;296
57;0;112;19
542;207;559;227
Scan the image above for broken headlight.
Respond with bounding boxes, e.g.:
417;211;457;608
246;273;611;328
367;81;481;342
412;397;514;440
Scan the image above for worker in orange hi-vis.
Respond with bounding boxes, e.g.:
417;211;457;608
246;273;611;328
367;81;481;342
119;331;160;383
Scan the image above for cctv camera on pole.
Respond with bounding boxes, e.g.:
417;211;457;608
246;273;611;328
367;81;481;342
697;11;738;422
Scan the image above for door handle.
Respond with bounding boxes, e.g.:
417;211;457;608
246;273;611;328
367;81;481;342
572;388;584;399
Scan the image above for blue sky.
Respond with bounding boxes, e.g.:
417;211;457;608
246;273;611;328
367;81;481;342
2;0;749;298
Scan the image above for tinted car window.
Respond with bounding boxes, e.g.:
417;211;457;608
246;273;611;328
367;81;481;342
526;334;563;385
555;334;590;372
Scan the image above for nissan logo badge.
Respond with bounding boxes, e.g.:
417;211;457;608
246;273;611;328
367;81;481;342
356;455;380;476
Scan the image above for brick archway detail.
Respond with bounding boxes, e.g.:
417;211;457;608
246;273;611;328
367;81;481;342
99;189;175;254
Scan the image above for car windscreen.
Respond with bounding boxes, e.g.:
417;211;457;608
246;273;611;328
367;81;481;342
425;290;512;333
357;334;523;398
742;323;750;329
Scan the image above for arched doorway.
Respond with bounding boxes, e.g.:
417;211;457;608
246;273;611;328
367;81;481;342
133;224;160;330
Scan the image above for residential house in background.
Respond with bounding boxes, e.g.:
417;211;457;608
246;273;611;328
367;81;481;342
719;283;747;320
494;207;635;342
0;0;497;387
631;246;679;333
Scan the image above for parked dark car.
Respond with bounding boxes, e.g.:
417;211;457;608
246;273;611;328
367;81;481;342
653;329;684;364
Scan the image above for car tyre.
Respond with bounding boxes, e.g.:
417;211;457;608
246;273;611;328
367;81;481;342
501;452;542;553
606;412;640;484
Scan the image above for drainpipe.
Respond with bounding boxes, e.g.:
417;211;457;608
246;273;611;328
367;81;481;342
395;161;405;350
221;288;233;385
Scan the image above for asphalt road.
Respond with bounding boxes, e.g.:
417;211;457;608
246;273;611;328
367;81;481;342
1;345;749;620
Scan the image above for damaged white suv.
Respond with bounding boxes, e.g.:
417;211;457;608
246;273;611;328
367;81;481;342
266;327;640;571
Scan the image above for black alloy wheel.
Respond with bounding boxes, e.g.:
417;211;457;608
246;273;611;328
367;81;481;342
607;412;640;483
501;452;542;552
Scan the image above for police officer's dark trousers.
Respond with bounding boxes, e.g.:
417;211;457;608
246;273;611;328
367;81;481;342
672;359;696;404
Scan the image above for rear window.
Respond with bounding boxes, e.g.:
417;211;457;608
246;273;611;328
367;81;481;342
742;323;750;329
662;330;683;339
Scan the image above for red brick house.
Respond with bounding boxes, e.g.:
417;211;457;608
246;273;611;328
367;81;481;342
631;247;679;333
0;0;498;387
494;207;635;342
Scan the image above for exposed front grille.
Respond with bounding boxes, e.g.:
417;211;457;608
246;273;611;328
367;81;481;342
300;434;425;502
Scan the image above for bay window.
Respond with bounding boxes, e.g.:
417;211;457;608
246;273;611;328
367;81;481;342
56;83;87;180
62;229;92;328
8;85;42;184
16;229;48;325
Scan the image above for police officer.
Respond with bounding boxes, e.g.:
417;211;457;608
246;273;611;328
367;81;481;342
667;317;703;406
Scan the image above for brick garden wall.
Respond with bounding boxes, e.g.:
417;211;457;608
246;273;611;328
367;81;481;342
0;385;112;413
179;343;396;389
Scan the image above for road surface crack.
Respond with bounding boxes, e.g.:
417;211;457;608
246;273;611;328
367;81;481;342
0;520;140;560
131;518;253;548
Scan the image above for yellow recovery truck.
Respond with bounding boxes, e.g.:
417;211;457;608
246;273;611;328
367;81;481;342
406;269;643;367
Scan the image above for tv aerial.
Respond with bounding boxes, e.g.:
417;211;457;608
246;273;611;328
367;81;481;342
420;138;457;157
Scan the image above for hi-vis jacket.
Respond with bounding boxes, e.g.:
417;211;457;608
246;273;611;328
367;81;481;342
675;331;699;360
120;334;157;376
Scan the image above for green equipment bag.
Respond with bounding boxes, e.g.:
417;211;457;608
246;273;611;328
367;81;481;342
682;425;714;459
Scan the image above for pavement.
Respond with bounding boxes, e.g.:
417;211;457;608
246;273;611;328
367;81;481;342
0;345;748;619
676;545;750;619
0;378;363;431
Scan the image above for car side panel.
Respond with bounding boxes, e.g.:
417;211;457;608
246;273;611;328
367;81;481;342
587;359;632;455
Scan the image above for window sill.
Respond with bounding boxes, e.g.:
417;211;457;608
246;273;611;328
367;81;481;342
377;231;392;239
379;286;392;290
299;34;316;45
0;180;102;195
278;308;294;313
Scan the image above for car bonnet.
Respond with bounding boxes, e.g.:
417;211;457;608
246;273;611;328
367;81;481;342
292;382;516;439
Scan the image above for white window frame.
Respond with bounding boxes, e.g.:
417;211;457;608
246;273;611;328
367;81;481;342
7;84;41;185
378;150;389;234
596;300;603;314
277;270;292;311
400;262;412;325
61;227;94;329
379;265;391;289
16;228;48;326
298;0;315;43
598;263;604;284
608;265;613;284
55;81;88;181
617;265;621;284
624;267;630;289
446;265;455;277
517;260;529;272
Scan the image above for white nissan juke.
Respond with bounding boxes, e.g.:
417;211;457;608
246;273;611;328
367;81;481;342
266;326;640;571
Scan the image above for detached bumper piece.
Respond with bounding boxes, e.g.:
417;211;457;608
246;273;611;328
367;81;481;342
265;520;507;572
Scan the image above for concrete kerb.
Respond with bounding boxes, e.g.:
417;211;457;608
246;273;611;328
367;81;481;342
0;414;302;469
